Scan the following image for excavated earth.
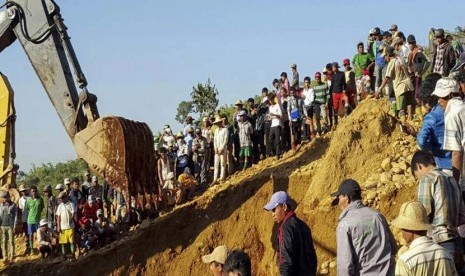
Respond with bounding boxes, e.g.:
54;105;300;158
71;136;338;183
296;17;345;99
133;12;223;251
3;98;422;275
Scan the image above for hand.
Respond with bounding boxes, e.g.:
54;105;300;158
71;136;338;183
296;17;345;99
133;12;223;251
289;121;292;127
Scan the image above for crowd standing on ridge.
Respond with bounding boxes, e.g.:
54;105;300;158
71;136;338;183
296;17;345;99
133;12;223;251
198;24;465;276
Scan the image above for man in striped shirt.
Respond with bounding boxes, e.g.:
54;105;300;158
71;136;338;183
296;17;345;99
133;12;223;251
313;72;330;135
411;150;465;272
392;201;458;275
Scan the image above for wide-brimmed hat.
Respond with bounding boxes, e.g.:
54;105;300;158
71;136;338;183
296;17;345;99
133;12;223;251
39;219;48;227
57;191;68;199
213;116;223;124
55;183;64;190
235;100;243;106
391;201;432;231
18;184;27;192
201;245;230;264
176;131;184;138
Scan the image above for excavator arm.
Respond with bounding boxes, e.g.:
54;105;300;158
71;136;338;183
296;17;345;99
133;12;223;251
0;0;158;213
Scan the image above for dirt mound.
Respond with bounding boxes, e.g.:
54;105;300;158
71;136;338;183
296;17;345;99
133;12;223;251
4;98;421;276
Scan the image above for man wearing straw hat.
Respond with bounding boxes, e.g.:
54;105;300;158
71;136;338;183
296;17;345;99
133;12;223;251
392;201;457;275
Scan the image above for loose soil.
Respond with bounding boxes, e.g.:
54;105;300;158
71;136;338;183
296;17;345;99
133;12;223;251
3;98;421;275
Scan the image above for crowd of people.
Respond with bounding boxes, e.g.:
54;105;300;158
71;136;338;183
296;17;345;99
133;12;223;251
198;25;465;276
0;172;127;264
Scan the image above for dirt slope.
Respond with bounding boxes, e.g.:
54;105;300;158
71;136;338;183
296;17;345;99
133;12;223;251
4;98;421;275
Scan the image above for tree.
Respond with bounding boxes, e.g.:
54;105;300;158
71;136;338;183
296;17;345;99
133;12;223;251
190;78;219;118
175;100;194;124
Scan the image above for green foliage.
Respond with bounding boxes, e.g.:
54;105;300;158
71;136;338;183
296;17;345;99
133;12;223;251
19;159;89;192
175;100;194;124
190;78;219;118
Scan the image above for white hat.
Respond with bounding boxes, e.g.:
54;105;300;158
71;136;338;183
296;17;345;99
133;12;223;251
96;209;103;216
432;77;459;98
55;183;64;190
39;219;48;227
88;195;95;204
167;172;175;180
202;245;230;264
92;176;98;182
64;178;71;185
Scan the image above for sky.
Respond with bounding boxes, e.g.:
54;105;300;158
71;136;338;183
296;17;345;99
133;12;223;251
0;0;462;172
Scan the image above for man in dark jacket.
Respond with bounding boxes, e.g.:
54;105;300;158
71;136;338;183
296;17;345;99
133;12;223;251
264;191;317;276
431;28;456;77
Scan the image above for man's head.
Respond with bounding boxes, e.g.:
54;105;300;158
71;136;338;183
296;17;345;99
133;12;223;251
391;201;432;244
343;58;351;70
453;71;465;95
235;100;243;111
213;116;224;127
238;110;247;122
88;195;96;205
264;191;292;224
331;179;362;210
372;27;382;40
331;62;340;73
418;73;442;112
280;87;288;98
314;72;322;82
290;63;297;73
247;98;254;109
97;208;104;218
223;250;251;276
185;115;193;124
187;127;195;137
202;245;230;276
195;127;202;137
64;178;71;189
84;171;91;180
57;191;68;203
391;37;403;51
289;87;295;97
411;150;436;180
43;185;52;196
55;183;64;193
272;79;279;88
280;72;287;81
72;177;80;189
18;184;28;196
39;219;48;230
304;76;311;88
383;31;392;44
382;45;396;62
389;24;398;35
267;92;276;104
30;185;38;198
261;87;269;98
357;41;364;53
432;77;460;110
435;28;446;45
407;34;416;50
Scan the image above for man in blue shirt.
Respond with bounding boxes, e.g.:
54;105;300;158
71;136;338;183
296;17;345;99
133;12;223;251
417;73;451;171
371;27;387;96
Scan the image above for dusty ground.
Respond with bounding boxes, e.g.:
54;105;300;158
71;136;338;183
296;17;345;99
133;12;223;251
2;98;422;275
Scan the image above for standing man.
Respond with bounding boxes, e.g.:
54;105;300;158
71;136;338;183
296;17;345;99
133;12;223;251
302;76;315;141
56;191;76;260
18;184;31;254
69;177;83;209
213;116;228;184
89;176;103;202
233;100;246;164
329;62;348;125
352;42;374;101
407;34;429;102
331;179;397;275
372;27;387;94
435;78;465;190
431;28;456;77
264;191;317;275
202;245;230;276
280;72;290;94
193;127;210;186
238;110;253;170
287;87;304;149
313;72;330;135
82;171;91;200
290;64;299;90
183;115;194;137
0;192;17;265
411;150;465;271
391;201;457;275
43;185;57;230
268;92;282;159
26;185;44;254
343;58;357;109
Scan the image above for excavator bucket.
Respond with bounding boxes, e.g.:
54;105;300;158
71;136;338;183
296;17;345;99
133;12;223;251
73;116;159;212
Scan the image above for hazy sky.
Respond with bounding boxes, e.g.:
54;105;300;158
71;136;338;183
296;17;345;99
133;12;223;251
0;0;462;171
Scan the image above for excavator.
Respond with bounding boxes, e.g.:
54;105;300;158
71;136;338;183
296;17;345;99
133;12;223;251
0;0;159;214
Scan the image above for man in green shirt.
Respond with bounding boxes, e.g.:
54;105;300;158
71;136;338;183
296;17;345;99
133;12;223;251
25;185;44;254
352;42;374;78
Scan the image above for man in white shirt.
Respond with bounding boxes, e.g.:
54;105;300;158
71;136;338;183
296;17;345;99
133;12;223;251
56;191;76;260
268;92;282;159
435;77;465;195
212;116;229;184
302;76;315;142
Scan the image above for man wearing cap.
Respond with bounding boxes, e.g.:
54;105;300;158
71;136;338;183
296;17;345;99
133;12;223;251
331;179;396;275
264;191;317;275
435;78;465;188
94;208;116;244
392;201;457;275
411;150;465;271
64;177;71;195
379;45;415;121
202;245;230;276
82;171;91;200
25;185;44;254
18;184;31;253
407;34;429;101
238;110;253;170
290;64;299;89
213;116;228;184
432;28;457;77
343;58;357;109
37;219;55;258
193;127;210;186
0;191;17;264
392;36;410;63
330;61;350;124
43;184;57;230
389;24;398;36
56;191;76;259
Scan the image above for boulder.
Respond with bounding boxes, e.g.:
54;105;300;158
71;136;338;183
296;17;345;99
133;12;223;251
381;158;392;171
366;191;377;200
380;172;392;183
329;261;336;268
392;174;405;182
